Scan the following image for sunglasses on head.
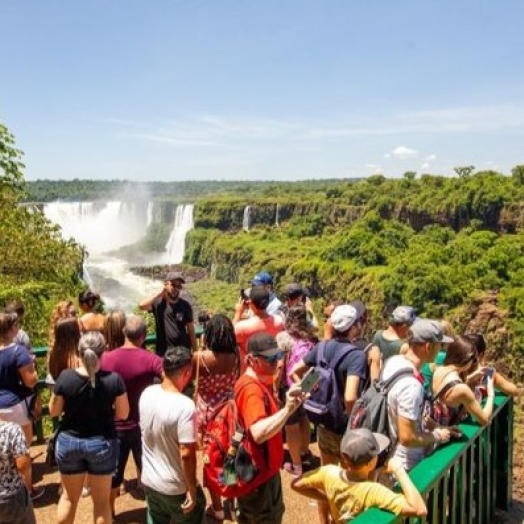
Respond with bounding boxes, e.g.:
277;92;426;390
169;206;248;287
257;351;283;364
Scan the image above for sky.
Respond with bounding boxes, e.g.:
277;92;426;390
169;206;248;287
2;1;524;181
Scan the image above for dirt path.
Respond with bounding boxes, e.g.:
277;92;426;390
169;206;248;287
32;440;523;524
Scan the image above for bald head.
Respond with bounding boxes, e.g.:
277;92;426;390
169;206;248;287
123;314;147;346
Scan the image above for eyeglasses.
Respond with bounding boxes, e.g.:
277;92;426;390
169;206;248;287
257;352;283;364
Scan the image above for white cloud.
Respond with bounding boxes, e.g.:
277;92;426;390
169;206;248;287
374;167;384;174
426;154;437;161
391;146;419;159
384;153;391;158
366;163;380;169
421;162;430;170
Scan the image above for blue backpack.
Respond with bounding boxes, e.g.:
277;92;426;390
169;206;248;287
303;339;358;433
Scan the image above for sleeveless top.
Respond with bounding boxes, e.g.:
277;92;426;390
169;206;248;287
372;330;405;360
196;353;237;434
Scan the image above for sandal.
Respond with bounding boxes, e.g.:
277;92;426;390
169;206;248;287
205;505;225;521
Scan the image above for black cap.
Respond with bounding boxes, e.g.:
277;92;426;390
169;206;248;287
247;333;281;357
163;346;192;373
285;283;304;300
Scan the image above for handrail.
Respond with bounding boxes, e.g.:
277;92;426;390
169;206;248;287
352;392;513;524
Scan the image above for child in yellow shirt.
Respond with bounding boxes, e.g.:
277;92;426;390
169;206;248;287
291;428;427;522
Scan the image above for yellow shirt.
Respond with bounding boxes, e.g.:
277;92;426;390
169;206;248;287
298;465;405;522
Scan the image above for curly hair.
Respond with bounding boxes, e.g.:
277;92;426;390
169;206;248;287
285;305;314;341
203;313;237;354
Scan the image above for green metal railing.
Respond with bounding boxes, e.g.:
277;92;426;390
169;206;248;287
353;392;513;524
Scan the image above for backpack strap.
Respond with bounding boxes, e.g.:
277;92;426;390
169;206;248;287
381;368;415;392
434;379;463;401
329;341;360;370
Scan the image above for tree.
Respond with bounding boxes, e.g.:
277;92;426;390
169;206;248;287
511;165;524;185
454;165;475;178
403;171;417;180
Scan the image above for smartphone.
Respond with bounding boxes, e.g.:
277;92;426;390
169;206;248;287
484;367;495;380
240;288;248;301
300;368;321;393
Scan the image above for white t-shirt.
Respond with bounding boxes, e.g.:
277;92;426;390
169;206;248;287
382;355;425;470
139;384;197;495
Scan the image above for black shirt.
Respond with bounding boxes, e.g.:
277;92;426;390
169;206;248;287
54;369;126;439
151;297;194;356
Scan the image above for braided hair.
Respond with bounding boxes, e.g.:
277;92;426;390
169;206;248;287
204;314;237;354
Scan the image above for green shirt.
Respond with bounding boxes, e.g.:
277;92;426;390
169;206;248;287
372;330;405;360
421;350;447;392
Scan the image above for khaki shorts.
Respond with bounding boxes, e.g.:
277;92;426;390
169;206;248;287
0;399;31;427
317;425;343;460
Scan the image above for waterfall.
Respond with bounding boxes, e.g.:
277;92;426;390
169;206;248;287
146;201;158;229
275;203;280;227
165;204;194;263
242;205;251;232
43;201;148;255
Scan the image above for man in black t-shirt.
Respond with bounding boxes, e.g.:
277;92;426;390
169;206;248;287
139;272;197;356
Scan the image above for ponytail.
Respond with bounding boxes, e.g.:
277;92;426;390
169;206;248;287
78;331;106;388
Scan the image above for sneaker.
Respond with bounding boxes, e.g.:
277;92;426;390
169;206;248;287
283;462;303;477
31;486;46;501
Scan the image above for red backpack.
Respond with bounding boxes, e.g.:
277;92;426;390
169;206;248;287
202;379;271;498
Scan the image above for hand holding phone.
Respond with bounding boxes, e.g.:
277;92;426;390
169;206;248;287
484;367;494;380
300;368;321;394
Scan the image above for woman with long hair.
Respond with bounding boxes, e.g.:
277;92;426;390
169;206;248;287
47;318;81;383
0;311;43;500
195;313;238;522
431;335;494;426
282;304;316;477
49;331;129;524
465;333;519;397
48;300;77;349
104;310;126;351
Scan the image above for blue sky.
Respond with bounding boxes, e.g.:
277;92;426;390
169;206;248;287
2;1;524;181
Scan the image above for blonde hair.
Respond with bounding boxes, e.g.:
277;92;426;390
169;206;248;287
78;331;106;388
48;300;75;347
0;312;18;343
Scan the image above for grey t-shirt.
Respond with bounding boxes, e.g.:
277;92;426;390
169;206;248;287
139;384;197;496
382;355;425;470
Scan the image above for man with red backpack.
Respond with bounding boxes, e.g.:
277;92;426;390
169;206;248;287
234;332;305;523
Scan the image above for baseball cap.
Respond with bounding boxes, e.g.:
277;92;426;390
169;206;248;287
408;319;454;344
390;305;417;325
249;285;270;310
330;304;358;332
285;283;304;300
247;333;282;358
163;346;192;373
165;271;185;283
340;428;390;466
251;271;273;286
78;290;100;304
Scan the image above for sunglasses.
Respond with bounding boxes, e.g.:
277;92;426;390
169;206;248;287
256;352;283;364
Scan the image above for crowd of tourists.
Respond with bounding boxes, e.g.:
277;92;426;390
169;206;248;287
0;270;519;523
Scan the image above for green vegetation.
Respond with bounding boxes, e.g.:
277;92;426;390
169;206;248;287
0;121;84;344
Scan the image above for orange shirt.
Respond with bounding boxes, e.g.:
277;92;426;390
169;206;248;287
235;315;284;371
235;375;283;485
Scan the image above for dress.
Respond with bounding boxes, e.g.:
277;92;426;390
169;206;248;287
195;353;237;437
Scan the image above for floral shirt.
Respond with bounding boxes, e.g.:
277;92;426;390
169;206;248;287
0;422;27;498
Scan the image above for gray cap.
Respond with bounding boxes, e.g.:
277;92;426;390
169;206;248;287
330;304;358;332
165;271;185;283
408;319;454;344
340;428;390;466
390;305;416;325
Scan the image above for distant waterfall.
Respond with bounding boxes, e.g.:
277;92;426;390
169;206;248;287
165;204;194;263
43;201;148;255
146;202;155;229
275;204;280;227
243;206;251;232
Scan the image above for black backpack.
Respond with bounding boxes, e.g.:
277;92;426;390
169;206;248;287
303;340;359;433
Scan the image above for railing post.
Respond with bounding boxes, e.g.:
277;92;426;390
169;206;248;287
495;397;513;511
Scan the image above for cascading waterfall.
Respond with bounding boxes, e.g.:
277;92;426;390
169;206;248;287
243;205;251;232
165;204;194;264
275;203;280;227
146;201;160;229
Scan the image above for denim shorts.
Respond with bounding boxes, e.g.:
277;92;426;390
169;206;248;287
56;432;119;475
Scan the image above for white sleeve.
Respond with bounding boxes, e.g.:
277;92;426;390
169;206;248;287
177;400;197;444
396;382;424;421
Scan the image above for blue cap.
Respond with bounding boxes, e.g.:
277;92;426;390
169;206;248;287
251;271;273;285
